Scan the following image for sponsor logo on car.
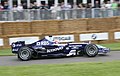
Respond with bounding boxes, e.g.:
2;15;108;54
47;47;64;53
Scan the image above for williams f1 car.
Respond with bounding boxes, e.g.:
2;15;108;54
11;38;110;61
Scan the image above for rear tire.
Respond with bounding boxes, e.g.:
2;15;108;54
18;46;33;61
84;44;98;57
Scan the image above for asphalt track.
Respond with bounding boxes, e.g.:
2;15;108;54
0;51;120;66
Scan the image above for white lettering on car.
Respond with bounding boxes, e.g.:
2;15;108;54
12;49;19;51
36;41;50;46
12;44;22;47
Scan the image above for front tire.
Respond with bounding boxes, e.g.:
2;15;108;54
84;44;98;57
18;46;33;61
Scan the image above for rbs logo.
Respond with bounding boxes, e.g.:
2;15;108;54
36;41;49;46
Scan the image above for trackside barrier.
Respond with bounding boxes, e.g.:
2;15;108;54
0;16;120;35
0;8;120;21
0;30;120;48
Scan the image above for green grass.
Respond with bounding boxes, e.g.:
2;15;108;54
0;42;120;56
0;49;13;56
0;61;120;76
100;43;120;50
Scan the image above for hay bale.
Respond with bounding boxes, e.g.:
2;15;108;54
31;20;59;33
59;19;88;32
87;17;117;31
2;22;31;35
0;22;4;35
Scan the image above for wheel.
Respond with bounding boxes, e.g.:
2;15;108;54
18;46;33;61
84;44;98;57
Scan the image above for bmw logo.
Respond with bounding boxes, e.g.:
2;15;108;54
91;34;97;40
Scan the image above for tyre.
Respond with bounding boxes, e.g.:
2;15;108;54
18;46;33;61
84;44;98;57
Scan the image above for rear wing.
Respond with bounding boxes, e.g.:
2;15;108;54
11;41;25;53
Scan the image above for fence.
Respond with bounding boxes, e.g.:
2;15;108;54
0;8;120;21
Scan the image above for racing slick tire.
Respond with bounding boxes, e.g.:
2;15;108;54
84;44;98;57
18;46;33;61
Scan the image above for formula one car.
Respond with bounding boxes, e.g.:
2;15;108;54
11;38;110;61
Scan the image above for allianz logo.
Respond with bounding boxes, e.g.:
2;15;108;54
47;47;64;53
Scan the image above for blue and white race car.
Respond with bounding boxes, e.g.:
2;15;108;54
11;38;110;61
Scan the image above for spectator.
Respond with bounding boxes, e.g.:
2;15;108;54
86;3;92;8
12;5;17;11
50;4;57;19
105;1;112;17
12;5;18;20
117;2;120;15
101;1;106;9
23;3;27;9
32;2;39;9
0;3;3;21
77;3;86;18
50;4;57;12
30;2;40;20
61;2;71;10
3;2;9;10
17;4;23;12
39;4;44;9
94;1;101;17
39;4;49;10
72;2;78;19
105;1;112;8
44;4;49;9
0;3;3;10
94;1;101;8
118;2;120;8
85;3;92;18
72;2;78;9
29;3;34;9
78;3;84;8
17;4;24;20
111;1;118;16
61;2;72;19
101;1;106;17
111;1;118;9
50;4;61;19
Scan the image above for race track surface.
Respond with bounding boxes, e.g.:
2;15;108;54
0;51;120;66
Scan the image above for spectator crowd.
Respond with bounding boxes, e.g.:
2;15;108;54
0;0;120;11
1;0;120;21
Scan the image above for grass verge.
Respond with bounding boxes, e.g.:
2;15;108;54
0;61;120;76
100;43;120;50
0;49;14;56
